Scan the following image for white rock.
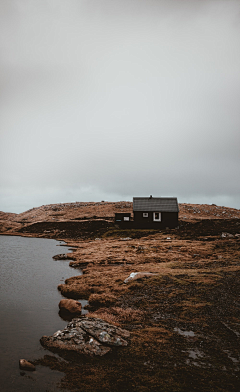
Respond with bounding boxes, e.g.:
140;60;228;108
124;272;157;284
222;232;234;238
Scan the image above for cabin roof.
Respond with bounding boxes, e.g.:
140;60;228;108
133;197;179;212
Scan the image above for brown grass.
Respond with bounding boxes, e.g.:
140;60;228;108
88;293;117;308
87;307;145;326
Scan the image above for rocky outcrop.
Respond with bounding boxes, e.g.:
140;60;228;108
69;260;89;269
40;317;130;357
79;318;129;346
53;253;74;260
59;299;82;314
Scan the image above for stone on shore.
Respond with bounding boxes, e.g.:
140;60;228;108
53;253;73;260
19;359;35;371
40;317;130;357
124;271;157;284
221;232;234;238
79;318;130;346
59;299;82;314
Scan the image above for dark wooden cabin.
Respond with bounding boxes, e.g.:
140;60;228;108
115;196;179;229
133;196;179;229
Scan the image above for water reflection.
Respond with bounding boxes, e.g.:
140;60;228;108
0;235;82;392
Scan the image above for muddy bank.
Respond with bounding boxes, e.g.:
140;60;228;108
17;219;114;239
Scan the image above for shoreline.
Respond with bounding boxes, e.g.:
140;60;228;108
1;204;240;391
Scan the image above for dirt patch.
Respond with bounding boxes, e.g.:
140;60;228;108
177;219;240;240
17;219;114;239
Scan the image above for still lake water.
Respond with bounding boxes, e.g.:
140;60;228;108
0;235;85;392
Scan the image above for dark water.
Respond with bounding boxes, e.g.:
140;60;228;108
0;235;85;392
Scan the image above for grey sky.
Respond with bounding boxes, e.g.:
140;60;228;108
1;0;240;213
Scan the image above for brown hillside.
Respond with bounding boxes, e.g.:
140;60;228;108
1;201;240;236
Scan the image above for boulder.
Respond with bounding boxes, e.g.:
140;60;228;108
59;299;82;314
19;359;35;371
40;316;130;357
79;318;130;346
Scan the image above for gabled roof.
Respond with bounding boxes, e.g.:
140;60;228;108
133;197;179;212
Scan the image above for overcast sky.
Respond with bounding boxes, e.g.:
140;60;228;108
1;0;240;213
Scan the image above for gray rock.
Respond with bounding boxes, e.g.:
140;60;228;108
80;318;130;346
222;232;234;238
40;317;130;357
53;254;70;260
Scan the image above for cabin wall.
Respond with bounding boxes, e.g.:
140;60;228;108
133;211;178;229
116;211;178;229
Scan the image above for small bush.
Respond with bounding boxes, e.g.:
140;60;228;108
111;307;144;323
88;293;117;308
58;283;91;299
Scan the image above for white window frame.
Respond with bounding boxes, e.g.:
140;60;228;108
123;216;130;221
143;212;148;218
153;212;161;221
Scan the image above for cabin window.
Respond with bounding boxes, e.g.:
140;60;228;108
124;217;130;221
153;212;161;221
143;213;148;218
